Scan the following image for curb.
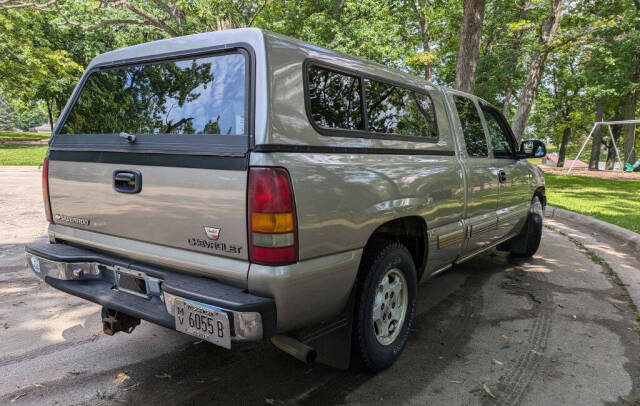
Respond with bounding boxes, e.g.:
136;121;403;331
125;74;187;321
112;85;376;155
545;205;640;252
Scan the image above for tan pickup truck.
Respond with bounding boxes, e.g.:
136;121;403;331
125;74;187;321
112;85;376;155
26;28;546;371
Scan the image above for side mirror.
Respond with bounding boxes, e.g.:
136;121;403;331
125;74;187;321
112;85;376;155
519;139;546;159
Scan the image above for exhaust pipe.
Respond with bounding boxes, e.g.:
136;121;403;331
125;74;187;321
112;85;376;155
271;335;317;364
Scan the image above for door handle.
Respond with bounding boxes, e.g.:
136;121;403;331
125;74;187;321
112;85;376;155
498;170;507;183
113;170;142;193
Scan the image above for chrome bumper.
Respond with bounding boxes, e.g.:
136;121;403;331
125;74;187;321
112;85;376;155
26;247;274;341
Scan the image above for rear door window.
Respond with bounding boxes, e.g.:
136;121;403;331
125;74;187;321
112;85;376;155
365;79;437;138
453;96;488;158
60;53;246;136
307;66;363;130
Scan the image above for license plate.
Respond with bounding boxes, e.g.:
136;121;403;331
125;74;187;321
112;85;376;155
174;298;231;349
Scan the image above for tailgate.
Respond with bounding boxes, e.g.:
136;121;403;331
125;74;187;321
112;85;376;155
47;48;252;265
48;156;248;261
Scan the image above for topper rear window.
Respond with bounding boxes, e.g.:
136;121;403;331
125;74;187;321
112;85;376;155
59;52;247;136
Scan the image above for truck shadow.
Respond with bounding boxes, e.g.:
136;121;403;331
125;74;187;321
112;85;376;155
104;251;531;405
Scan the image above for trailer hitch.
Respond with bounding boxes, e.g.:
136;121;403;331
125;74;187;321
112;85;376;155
101;307;140;335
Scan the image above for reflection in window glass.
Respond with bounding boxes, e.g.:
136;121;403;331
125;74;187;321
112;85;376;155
453;96;488;157
365;80;437;137
60;53;246;135
307;67;363;130
481;105;514;158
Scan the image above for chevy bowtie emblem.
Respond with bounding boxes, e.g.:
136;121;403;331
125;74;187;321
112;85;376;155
204;226;221;240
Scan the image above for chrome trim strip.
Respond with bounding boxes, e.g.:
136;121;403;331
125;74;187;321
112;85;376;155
470;219;497;237
455;233;517;264
437;229;466;249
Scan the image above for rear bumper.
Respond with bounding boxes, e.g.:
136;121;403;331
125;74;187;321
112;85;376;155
25;242;277;340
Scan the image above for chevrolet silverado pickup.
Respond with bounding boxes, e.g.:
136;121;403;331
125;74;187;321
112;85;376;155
26;28;546;371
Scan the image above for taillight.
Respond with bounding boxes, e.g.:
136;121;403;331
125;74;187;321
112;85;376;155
248;167;298;265
42;156;53;223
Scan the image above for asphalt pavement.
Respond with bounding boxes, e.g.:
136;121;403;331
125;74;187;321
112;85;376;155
1;166;639;405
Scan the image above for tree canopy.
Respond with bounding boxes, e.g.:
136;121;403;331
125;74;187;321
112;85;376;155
1;0;638;165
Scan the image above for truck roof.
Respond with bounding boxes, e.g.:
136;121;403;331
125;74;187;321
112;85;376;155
88;28;438;91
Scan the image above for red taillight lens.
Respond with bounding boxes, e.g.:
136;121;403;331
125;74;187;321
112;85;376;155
248;167;298;265
42;156;53;223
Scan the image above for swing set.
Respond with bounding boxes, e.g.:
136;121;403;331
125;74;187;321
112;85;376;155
567;120;640;175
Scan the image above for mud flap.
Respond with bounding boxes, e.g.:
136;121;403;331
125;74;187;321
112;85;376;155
297;294;355;370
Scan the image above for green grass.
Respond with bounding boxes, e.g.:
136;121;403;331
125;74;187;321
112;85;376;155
0;131;50;142
0;145;48;165
545;174;640;233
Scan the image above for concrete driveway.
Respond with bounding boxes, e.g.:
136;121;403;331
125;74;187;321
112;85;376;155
1;167;639;405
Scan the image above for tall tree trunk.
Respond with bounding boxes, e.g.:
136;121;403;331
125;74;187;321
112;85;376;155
605;103;624;169
511;0;564;142
557;126;571;167
606;127;622;170
46;99;53;130
588;100;604;170
411;2;432;81
454;0;486;93
421;19;432;81
503;30;523;117
623;88;638;164
623;0;640;164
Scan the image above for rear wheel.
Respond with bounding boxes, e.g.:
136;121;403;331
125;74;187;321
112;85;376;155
354;243;417;372
509;195;544;257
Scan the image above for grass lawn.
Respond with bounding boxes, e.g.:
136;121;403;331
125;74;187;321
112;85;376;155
545;174;640;233
0;145;48;165
0;131;50;142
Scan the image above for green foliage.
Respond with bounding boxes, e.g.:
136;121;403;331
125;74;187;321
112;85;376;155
0;0;637;158
0;93;15;131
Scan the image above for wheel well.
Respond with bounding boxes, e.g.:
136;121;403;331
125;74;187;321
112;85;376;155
534;186;546;207
362;216;428;280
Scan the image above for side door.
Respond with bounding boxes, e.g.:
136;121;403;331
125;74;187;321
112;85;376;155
478;102;531;238
448;93;502;255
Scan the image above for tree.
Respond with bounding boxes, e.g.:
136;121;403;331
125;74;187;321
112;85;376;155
0;0;270;37
454;0;485;93
588;100;604;170
0;92;15;130
511;0;564;142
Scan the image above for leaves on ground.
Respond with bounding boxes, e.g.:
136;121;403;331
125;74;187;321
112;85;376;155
482;383;496;399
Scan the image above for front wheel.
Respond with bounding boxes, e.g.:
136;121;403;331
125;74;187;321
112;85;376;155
353;243;417;372
509;195;544;257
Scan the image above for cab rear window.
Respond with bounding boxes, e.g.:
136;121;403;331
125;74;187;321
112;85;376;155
60;53;246;136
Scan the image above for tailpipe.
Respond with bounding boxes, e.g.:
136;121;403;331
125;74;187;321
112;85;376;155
271;335;317;364
101;307;140;336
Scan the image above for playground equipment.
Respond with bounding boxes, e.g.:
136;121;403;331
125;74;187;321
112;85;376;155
567;120;639;175
625;157;640;172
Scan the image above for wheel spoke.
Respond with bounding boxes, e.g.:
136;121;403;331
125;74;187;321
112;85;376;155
372;268;409;346
389;278;403;302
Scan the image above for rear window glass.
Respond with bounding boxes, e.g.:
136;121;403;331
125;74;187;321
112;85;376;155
365;79;437;138
307;66;363;130
59;53;246;136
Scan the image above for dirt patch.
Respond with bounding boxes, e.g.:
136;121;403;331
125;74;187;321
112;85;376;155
0;139;49;146
539;165;640;180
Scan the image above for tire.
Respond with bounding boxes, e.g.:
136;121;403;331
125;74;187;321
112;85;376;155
353;243;417;372
509;196;544;257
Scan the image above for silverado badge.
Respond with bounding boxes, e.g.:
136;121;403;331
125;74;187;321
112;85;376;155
204;226;221;240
